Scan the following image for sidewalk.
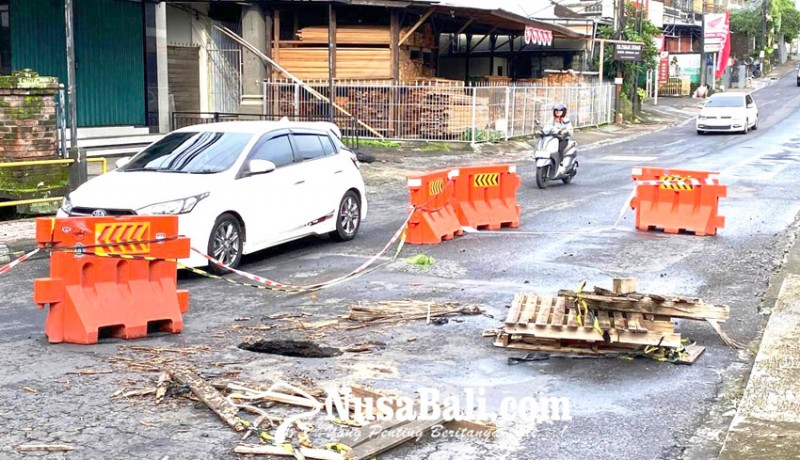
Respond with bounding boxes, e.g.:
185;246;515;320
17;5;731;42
718;236;800;458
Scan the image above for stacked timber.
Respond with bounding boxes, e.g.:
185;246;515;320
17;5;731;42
419;92;491;139
488;278;732;364
277;48;391;80
400;24;436;48
296;26;391;45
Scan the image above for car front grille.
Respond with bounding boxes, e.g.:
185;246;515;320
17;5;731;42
702;125;731;130
71;207;137;216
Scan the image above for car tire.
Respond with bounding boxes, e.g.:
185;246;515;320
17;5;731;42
742;120;749;135
330;191;361;242
752;117;758;130
207;213;243;274
697;130;705;135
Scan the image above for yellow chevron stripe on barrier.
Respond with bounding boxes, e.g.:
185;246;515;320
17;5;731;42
473;173;499;187
95;222;151;255
659;175;694;191
429;179;444;195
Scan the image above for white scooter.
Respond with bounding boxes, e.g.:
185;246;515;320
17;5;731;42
533;120;578;189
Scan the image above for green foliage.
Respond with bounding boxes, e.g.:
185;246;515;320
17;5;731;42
347;138;401;148
461;128;503;143
731;9;761;37
731;0;800;46
637;87;648;104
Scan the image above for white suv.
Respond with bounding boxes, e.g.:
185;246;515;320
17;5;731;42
59;121;367;272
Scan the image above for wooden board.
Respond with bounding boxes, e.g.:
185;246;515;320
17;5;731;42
502;324;682;348
566;307;578;328
534;296;553;326
551;297;566;328
345;418;445;460
596;310;611;330
557;290;729;321
677;344;706;364
518;295;538;324
612;311;626;331
612;278;638;294
168;368;245;432
277;48;391;80
505;294;524;325
627;313;647;332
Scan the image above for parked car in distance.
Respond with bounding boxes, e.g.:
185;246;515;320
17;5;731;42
797;63;800;86
696;93;758;135
59;120;368;273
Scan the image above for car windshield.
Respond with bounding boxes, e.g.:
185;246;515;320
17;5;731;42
122;131;251;173
705;97;744;108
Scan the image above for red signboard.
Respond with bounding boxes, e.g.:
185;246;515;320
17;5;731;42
658;56;670;83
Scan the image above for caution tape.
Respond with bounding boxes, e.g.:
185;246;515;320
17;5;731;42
193;213;411;293
0;247;40;276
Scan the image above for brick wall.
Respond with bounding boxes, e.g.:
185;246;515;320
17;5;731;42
0;70;66;212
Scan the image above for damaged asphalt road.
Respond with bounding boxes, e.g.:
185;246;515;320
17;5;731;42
2;71;800;459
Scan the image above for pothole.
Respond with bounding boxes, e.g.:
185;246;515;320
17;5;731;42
238;340;342;358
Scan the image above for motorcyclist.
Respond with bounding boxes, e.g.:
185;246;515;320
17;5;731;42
551;103;573;163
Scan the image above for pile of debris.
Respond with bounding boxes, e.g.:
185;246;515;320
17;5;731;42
126;368;494;460
487;278;733;364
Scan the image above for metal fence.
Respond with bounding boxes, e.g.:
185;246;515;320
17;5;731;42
170;112;360;150
263;81;615;143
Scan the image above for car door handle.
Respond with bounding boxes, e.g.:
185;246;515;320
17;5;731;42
334;170;343;174
295;180;305;185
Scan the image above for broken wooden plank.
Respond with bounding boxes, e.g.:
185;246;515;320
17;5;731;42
168;368;246;432
234;444;343;460
345;417;446;460
535;296;553;326
612;278;638;294
551;297;566;328
17;444;75;452
155;371;170;405
627;313;647;332
557;290;729;321
677;344;706;364
502;324;682;348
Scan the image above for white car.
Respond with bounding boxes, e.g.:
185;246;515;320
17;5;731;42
696;93;758;134
59;121;368;273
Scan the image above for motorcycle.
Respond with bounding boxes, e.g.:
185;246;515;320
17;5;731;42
532;120;578;189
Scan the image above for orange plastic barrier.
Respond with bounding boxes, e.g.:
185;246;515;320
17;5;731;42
451;164;521;230
406;169;464;244
630;167;726;236
33;216;190;344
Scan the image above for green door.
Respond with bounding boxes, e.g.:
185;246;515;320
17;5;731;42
11;0;145;127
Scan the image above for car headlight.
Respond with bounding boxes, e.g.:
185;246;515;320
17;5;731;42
61;195;73;214
137;192;209;215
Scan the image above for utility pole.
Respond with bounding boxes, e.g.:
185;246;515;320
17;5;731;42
65;0;86;191
761;0;768;54
700;2;706;87
614;0;626;123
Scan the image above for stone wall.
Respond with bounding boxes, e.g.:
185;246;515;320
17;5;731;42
0;70;67;213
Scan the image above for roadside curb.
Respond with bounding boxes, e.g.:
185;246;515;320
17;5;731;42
718;219;800;459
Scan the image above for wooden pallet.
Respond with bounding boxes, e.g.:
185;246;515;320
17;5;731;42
503;293;681;348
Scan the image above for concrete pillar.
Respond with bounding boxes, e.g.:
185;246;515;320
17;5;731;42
155;2;170;133
241;5;268;113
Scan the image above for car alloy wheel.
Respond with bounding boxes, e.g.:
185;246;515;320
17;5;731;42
331;191;361;241
208;213;243;274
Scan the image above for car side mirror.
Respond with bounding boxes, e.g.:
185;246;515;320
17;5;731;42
248;159;276;176
115;157;131;169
